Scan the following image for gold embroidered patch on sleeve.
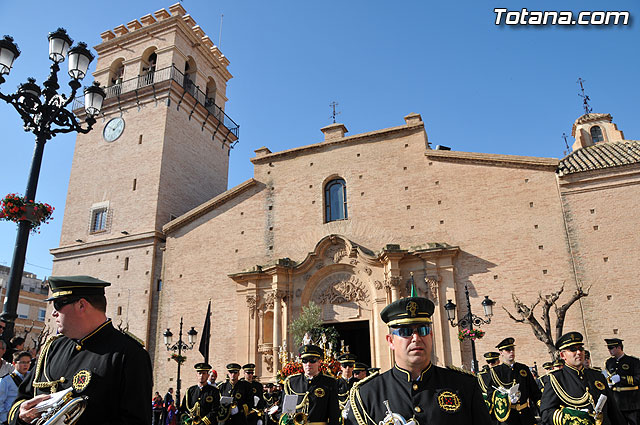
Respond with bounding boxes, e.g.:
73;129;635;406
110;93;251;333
519;369;528;377
206;395;214;403
235;393;242;399
622;364;630;370
594;381;605;391
437;391;461;413
314;388;326;398
72;370;92;392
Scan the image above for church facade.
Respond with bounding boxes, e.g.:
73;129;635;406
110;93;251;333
49;4;640;391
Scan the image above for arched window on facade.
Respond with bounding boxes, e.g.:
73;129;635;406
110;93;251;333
590;125;604;143
184;57;197;96
139;48;157;87
109;59;124;86
205;77;216;110
325;178;348;222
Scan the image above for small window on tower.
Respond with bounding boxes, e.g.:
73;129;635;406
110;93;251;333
590;126;604;143
90;207;108;233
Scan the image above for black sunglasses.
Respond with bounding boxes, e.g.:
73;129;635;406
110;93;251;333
301;358;319;364
390;325;431;338
342;363;354;368
53;297;81;311
566;345;585;353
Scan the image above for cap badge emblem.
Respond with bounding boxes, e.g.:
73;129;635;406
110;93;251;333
407;301;418;317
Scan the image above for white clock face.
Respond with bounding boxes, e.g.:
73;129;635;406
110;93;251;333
103;117;125;142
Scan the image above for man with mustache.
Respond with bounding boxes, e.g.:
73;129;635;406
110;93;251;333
346;296;492;425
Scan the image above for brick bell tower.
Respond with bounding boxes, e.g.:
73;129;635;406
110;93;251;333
50;3;238;352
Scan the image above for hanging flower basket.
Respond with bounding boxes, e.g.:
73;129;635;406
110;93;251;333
170;353;186;364
458;328;485;341
0;193;54;234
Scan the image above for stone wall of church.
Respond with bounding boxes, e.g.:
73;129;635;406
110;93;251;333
153;116;597;390
559;167;640;367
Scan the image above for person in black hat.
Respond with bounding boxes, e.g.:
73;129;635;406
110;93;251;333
218;363;254;425
8;275;152;425
352;362;369;381
336;353;356;411
242;363;265;425
346;297;492;425
540;332;626;425
477;352;500;413
604;338;640;424
484;337;540;425
281;344;340;425
180;363;221;425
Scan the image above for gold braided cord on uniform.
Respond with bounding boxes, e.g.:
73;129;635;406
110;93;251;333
185;389;201;420
32;334;65;392
7;399;23;423
477;373;488;393
348;371;379;425
548;374;590;408
489;366;515;389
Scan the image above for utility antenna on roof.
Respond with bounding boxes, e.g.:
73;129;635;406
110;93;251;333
562;132;570;156
219;14;224;49
329;101;341;124
577;78;592;114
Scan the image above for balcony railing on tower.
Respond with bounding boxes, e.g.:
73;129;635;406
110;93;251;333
73;65;239;138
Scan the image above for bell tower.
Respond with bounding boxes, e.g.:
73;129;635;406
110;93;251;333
50;3;238;348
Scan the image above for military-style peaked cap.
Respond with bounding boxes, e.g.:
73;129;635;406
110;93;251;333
299;344;323;359
195;363;212;371
484;352;500;362
243;363;256;372
605;338;623;348
226;363;242;372
368;367;380;374
542;361;554;371
353;362;368;372
496;337;515;350
337;353;357;364
45;275;111;301
556;332;584;350
380;297;434;327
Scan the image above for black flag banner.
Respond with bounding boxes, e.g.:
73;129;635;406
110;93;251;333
199;300;211;363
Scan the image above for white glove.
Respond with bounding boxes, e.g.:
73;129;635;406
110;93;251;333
257;420;263;425
611;374;621;384
231;406;239;415
509;393;520;404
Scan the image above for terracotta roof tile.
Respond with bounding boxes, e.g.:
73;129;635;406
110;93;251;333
557;140;640;176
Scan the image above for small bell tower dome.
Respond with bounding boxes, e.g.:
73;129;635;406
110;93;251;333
571;113;624;151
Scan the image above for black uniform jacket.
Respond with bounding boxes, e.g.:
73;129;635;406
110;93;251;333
337;376;353;409
219;379;254;425
283;372;340;425
9;320;152;425
244;379;265;409
485;362;541;424
605;354;640;411
346;363;493;425
539;364;626;425
181;384;221;425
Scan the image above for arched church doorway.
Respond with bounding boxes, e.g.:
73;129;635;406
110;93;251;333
327;320;371;367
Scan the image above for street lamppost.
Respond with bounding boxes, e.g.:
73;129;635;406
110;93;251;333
164;317;198;408
0;29;105;338
443;285;495;373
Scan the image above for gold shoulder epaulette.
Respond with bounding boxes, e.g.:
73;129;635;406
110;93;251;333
352;371;379;390
447;365;475;377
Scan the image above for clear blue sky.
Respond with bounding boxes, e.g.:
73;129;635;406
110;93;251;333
1;1;638;278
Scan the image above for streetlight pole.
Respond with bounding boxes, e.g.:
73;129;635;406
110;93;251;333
444;285;495;373
164;317;198;409
0;30;105;339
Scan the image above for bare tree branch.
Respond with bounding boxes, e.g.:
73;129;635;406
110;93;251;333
554;284;591;341
503;283;587;361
